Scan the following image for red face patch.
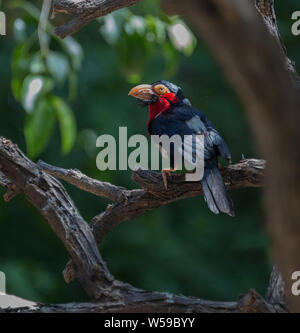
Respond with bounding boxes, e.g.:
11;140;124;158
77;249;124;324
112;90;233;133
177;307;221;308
147;93;179;126
163;93;179;104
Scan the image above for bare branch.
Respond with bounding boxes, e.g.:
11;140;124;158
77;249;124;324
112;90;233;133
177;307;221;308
0;288;286;313
266;265;287;311
60;159;265;283
0;171;20;202
237;289;284;313
37;160;125;202
0;137;115;300
255;0;300;88
0;171;10;188
39;158;265;203
52;0;142;38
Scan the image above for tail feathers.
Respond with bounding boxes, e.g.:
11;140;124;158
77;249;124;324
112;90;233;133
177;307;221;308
201;163;235;217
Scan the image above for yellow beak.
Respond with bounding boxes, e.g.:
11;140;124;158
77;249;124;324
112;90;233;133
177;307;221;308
128;84;155;101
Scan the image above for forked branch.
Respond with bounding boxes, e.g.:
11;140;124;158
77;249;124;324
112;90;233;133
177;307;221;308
38;158;265;283
0;137;285;313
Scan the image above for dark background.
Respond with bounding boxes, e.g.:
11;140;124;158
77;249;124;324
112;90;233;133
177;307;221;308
0;0;299;303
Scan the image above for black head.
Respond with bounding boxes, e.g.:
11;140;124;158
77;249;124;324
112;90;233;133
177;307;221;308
151;80;186;102
129;80;191;106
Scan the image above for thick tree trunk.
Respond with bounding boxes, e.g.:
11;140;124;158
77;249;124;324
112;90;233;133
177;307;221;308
163;0;300;311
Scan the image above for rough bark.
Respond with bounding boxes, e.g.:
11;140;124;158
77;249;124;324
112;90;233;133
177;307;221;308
266;265;286;309
0;288;285;313
0;138;115;300
1;283;287;313
0;137;284;313
52;0;142;38
37;160;125;202
37;158;265;283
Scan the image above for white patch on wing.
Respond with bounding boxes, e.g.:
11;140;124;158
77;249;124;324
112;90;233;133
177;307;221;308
185;115;206;133
178;135;204;169
150;133;205;180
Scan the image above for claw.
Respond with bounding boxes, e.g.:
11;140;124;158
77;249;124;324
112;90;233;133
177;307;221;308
162;169;173;190
162;170;168;190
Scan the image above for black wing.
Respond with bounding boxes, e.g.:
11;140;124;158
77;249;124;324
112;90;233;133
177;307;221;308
148;104;231;162
191;107;231;161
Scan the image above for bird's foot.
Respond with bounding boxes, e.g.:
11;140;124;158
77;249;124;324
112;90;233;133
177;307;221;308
162;169;174;190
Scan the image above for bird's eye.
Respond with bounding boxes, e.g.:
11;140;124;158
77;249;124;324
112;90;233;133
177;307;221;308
154;84;170;95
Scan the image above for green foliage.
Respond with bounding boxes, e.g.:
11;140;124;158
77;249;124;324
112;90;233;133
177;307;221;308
50;96;76;155
21;75;54;113
46;52;70;86
99;8;196;82
8;0;83;159
24;96;56;158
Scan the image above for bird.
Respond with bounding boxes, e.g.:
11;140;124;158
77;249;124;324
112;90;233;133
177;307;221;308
128;80;234;217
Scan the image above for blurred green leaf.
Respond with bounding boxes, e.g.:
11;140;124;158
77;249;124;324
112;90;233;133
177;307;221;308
24;97;56;159
100;14;122;45
11;78;23;101
21;75;54;113
29;53;46;74
13;18;27;43
62;37;84;71
11;35;40;102
146;16;166;43
68;70;78;101
98;9;196;81
162;42;180;78
167;21;196;56
11;42;30;75
50;96;76;154
46;52;70;85
78;129;98;157
125;15;146;35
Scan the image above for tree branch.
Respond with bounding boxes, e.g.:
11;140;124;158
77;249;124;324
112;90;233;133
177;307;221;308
0;137;115;300
52;0;142;38
91;159;265;247
37;160;125;202
266;265;287;311
0;137;280;313
0;171;20;202
0;288;286;313
255;0;300;89
38;159;265;203
37;158;265;283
